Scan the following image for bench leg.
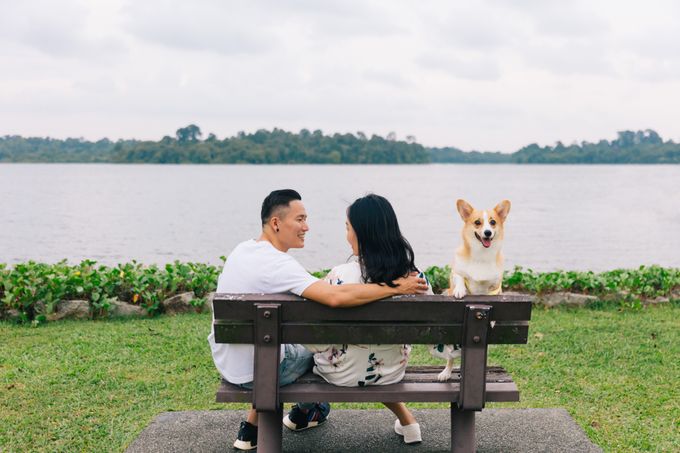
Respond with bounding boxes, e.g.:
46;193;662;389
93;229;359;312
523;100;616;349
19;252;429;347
451;404;475;453
257;404;283;453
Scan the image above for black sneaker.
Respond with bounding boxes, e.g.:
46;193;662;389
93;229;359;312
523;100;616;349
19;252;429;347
233;421;257;450
283;403;331;431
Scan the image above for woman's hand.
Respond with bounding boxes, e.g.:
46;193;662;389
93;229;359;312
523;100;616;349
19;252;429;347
394;272;429;295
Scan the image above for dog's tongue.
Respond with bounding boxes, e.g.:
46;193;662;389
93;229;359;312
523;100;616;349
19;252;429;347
481;238;492;248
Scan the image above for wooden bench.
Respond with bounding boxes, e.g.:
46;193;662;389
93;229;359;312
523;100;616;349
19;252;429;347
212;293;533;453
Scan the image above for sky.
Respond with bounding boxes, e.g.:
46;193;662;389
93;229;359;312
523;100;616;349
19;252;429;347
2;0;680;152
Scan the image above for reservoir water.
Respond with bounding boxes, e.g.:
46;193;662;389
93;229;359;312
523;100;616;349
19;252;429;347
1;164;679;271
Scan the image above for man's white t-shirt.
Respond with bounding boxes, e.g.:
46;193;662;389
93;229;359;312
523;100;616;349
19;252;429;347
207;239;318;384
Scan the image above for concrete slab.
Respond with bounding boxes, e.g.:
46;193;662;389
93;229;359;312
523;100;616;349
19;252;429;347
126;408;602;453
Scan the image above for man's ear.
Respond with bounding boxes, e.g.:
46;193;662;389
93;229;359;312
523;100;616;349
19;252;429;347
494;200;511;221
269;216;280;232
456;199;474;221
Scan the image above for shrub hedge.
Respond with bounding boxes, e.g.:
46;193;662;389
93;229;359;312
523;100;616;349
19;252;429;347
1;261;678;324
0;260;220;323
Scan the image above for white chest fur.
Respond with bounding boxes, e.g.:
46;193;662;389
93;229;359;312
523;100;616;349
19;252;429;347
453;252;503;295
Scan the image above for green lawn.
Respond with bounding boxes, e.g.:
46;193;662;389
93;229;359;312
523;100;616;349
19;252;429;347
1;305;678;452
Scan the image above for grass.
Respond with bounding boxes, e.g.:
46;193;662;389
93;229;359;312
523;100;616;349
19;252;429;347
1;305;678;452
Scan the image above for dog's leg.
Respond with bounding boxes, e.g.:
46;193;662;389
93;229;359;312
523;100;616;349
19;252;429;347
447;272;455;295
438;357;455;381
452;273;466;299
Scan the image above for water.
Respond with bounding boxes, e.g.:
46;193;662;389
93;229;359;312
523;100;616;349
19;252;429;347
1;164;679;271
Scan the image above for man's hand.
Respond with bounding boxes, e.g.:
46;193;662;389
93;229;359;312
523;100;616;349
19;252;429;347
393;272;429;295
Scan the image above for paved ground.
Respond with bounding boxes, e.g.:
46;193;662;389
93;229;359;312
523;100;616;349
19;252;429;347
126;408;602;452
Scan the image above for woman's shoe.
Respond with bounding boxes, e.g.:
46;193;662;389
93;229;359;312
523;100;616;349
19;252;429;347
394;419;422;444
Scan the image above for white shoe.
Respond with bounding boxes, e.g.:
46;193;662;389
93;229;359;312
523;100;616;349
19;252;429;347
394;419;422;444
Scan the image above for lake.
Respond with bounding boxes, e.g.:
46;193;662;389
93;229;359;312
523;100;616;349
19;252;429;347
1;164;679;271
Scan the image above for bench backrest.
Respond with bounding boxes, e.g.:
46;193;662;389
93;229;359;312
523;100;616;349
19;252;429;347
213;294;532;345
213;294;532;412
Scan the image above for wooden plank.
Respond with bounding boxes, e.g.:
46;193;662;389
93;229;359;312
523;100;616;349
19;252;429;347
293;366;514;384
404;366;514;382
213;295;532;323
279;299;531;322
212;322;252;344
282;323;463;344
214;293;534;304
216;381;519;403
216;366;519;404
213;321;529;345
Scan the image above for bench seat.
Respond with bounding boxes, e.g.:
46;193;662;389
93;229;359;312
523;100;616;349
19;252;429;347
217;365;519;404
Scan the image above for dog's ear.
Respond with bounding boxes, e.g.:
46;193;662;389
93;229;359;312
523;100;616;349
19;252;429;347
494;200;511;221
456;199;474;221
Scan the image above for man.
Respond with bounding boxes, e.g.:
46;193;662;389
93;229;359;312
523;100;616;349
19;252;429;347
208;189;428;450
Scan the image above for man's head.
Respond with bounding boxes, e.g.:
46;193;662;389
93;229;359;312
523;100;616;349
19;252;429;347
260;189;308;251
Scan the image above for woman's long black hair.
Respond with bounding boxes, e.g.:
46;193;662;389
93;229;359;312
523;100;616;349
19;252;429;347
347;194;418;287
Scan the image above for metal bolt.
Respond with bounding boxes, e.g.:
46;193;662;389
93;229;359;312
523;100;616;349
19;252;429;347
263;311;271;319
475;311;487;320
473;335;481;343
263;335;271;343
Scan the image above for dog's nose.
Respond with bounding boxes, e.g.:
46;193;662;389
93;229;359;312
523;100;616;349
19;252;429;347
484;230;492;238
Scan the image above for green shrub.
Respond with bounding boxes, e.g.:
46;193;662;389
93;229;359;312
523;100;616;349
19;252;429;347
0;260;222;322
423;265;451;295
1;261;678;324
310;269;330;279
503;265;680;298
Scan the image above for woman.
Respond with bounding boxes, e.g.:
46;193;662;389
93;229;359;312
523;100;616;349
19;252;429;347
305;194;429;444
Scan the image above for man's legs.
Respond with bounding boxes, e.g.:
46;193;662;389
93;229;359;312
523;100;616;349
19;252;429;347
235;344;326;450
242;343;316;424
279;344;330;430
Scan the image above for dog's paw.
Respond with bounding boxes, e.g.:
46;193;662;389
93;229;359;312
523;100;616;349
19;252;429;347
452;285;466;299
437;368;453;381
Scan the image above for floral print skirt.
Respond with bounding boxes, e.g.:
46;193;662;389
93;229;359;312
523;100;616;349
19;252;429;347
305;343;411;387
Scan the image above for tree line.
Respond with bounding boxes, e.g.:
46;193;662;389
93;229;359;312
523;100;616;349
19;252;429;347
1;126;679;164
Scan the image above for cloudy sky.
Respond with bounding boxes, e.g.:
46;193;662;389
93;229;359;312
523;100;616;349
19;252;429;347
2;0;680;151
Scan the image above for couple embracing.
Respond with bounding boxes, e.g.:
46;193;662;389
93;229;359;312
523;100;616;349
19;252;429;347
207;189;431;450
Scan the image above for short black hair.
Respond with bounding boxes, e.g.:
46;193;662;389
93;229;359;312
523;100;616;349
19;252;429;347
261;189;302;226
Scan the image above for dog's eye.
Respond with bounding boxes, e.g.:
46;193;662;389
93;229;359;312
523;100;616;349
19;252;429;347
474;220;481;226
490;219;496;226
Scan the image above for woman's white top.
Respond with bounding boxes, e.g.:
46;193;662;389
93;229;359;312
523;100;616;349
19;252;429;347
305;261;430;387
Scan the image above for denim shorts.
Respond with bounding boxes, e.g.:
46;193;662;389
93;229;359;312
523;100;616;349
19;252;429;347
239;343;313;389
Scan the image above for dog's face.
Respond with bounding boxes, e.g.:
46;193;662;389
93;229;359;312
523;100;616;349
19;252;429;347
456;199;511;249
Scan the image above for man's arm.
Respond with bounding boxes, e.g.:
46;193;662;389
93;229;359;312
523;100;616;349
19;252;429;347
301;273;428;308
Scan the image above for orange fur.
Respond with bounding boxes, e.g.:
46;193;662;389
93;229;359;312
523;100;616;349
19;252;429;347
439;199;511;381
451;199;511;298
456;199;510;264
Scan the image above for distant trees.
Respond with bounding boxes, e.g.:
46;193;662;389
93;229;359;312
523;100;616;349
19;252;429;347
429;146;512;163
1;128;679;164
506;130;680;164
0;135;128;163
175;124;202;143
614;129;662;147
104;127;430;164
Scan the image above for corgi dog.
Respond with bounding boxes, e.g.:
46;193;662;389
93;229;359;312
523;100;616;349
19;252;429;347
435;198;511;382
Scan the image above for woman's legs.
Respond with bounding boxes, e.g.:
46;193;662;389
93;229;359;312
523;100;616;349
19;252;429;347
384;402;422;443
382;402;417;426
